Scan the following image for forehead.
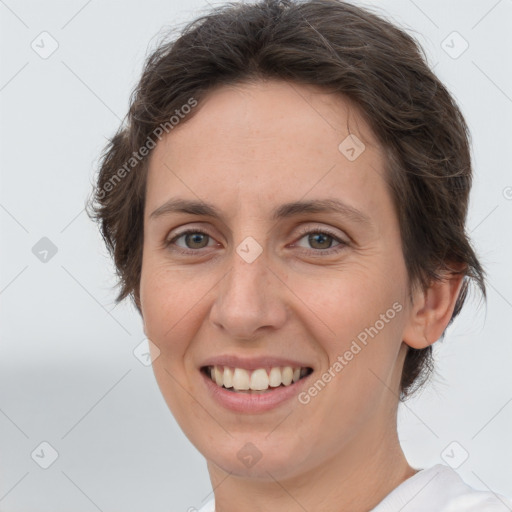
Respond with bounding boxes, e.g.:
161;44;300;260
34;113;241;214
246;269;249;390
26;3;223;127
145;79;389;223
155;79;381;153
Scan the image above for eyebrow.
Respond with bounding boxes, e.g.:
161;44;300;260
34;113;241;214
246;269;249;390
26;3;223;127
149;197;372;227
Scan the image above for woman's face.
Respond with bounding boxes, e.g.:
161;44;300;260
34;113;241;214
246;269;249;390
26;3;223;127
140;80;415;480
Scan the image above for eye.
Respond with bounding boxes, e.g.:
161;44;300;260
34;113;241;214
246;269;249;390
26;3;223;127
164;226;348;256
165;229;217;254
292;226;348;255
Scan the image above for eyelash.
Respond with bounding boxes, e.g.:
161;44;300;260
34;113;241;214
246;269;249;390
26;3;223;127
164;226;348;256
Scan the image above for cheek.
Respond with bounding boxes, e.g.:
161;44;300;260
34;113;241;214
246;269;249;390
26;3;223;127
140;257;222;365
292;263;404;340
140;261;210;426
293;263;407;395
140;261;193;354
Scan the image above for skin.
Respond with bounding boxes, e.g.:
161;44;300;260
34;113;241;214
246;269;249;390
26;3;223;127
139;79;464;512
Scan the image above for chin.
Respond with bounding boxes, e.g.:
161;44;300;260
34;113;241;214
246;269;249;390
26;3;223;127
200;431;314;481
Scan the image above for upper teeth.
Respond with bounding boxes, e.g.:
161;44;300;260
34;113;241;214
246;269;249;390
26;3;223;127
208;365;309;391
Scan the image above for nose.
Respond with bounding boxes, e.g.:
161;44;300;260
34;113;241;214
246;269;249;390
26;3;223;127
209;245;288;340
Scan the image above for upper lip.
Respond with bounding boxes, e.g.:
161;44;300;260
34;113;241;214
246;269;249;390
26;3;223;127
199;355;313;371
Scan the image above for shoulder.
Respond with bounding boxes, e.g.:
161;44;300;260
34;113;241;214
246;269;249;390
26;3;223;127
196;466;511;512
372;464;512;512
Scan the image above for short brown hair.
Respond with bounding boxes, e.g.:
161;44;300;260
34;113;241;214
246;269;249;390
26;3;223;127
87;0;486;399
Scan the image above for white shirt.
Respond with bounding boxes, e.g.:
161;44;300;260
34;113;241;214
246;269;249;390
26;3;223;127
196;464;512;511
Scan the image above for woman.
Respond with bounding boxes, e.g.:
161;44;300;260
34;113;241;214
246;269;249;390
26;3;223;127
88;0;512;510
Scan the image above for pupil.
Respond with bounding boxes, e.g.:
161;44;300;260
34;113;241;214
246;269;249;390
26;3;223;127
309;233;331;249
187;233;208;248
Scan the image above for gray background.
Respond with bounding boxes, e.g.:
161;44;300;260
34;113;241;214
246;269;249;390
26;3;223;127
0;0;511;510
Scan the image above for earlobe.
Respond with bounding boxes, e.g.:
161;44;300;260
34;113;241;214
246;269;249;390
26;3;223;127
403;272;465;350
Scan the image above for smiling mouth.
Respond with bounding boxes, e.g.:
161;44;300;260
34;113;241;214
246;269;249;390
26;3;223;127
201;365;313;393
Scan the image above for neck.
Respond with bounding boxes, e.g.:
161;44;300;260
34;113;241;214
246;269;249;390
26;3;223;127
207;413;416;512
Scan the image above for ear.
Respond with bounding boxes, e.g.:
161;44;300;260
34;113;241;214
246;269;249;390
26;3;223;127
402;270;465;349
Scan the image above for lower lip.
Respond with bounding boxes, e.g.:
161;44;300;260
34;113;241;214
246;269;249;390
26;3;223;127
200;370;311;413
